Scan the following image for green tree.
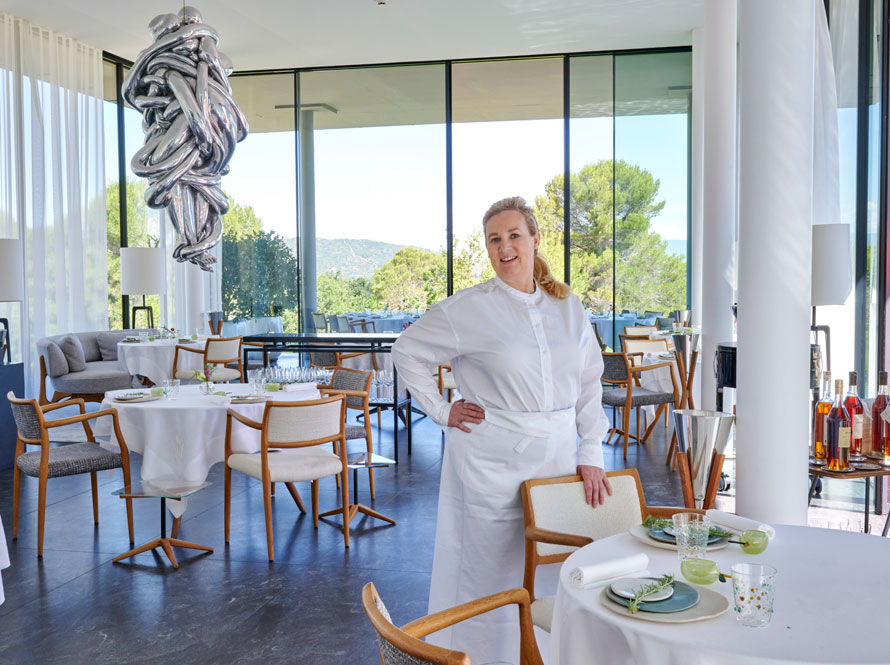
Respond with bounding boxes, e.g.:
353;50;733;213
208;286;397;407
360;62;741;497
534;160;685;313
372;247;445;310
316;272;377;315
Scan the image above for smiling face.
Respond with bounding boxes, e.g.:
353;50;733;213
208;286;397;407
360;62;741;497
484;210;540;293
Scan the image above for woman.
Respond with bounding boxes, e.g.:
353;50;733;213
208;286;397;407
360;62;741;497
392;196;611;664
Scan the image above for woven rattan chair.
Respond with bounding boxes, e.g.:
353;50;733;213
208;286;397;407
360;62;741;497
520;469;698;632
224;394;349;559
601;351;679;459
173;336;243;383
363;582;543;665
7;391;134;557
319;368;377;499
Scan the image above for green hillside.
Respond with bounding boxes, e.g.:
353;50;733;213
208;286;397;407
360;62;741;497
284;237;419;278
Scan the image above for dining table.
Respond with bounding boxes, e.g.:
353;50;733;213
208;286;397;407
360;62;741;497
117;337;205;387
550;524;890;665
94;382;319;515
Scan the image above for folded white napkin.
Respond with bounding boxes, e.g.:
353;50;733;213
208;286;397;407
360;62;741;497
705;509;776;540
569;553;650;589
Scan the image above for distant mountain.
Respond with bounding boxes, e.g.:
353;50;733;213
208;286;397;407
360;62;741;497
284;237;416;279
665;239;687;259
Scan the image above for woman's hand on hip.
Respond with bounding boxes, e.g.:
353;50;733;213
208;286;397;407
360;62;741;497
448;399;485;433
578;465;612;507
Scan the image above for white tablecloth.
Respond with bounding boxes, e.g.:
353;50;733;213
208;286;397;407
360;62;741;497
551;525;890;665
0;514;9;605
94;383;319;485
117;339;205;386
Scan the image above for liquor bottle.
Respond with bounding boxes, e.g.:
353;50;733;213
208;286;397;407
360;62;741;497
827;379;851;471
844;371;864;458
813;371;832;461
873;371;889;462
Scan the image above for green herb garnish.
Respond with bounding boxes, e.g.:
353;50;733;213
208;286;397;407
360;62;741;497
643;516;732;539
626;574;674;614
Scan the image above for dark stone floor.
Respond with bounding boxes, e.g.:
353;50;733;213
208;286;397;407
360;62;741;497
0;406;685;664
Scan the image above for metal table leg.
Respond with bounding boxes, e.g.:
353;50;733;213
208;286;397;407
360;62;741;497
807;474;818;506
865;478;871;533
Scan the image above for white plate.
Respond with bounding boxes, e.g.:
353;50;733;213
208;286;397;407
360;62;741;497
600;586;730;623
628;524;728;552
113;394;161;403
610;577;674;601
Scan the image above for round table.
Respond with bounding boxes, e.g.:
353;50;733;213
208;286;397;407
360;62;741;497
551;525;890;664
95;383;319;486
117;338;205;387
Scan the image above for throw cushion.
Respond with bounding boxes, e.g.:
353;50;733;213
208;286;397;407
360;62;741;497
96;331;128;361
58;335;86;373
44;342;69;378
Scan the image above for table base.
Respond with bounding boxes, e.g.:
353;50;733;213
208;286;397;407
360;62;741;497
112;497;213;569
320;503;396;527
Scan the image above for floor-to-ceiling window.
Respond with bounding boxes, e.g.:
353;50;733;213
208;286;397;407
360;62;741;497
299;65;446;327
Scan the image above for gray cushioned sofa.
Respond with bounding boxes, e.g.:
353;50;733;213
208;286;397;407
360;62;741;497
36;329;155;404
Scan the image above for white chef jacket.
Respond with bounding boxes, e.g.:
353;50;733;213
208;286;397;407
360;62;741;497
392;276;608;468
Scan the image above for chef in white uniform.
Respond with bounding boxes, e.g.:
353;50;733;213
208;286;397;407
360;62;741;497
392;196;611;664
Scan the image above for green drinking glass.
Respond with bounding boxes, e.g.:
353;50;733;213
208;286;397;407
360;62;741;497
740;530;769;554
680;558;719;585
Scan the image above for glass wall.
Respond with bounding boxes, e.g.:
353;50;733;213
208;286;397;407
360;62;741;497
452;58;564;290
224;73;299;330
299;65;446;326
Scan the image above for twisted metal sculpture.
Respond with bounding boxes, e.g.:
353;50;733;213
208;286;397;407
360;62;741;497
122;6;248;271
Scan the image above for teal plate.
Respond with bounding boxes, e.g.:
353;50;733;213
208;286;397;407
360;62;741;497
648;525;723;545
605;579;700;613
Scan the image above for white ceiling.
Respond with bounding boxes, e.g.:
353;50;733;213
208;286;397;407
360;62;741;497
2;0;702;71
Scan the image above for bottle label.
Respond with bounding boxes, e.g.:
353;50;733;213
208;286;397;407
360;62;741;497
839;426;851;449
852;414;863;439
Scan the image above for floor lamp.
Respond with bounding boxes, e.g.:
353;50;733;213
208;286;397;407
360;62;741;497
0;239;24;364
811;224;852;395
120;247;166;329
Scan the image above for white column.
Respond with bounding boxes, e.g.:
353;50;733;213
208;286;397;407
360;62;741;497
300;109;318;333
691;28;704;330
700;0;737;411
736;0;814;525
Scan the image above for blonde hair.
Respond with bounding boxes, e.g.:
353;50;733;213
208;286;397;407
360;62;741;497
482;196;571;300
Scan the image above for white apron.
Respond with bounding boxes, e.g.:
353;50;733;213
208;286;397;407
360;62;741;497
427;405;578;665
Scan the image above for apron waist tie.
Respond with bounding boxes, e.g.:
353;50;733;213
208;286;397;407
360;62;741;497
483;406;576;452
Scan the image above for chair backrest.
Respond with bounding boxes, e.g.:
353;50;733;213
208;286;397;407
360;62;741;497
362;583;468;665
309;348;339;368
623;338;669;356
591;322;607;351
6;391;44;443
618;333;650;352
601;352;629;383
625;325;656;335
311;313;328;332
336;315;350;330
263;395;345;447
655;316;674;331
348;319;365;333
205;336;242;363
644;310;664;318
362;319;378;333
330;368;372;409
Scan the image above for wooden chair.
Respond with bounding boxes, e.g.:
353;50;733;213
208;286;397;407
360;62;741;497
319;368;377;499
624;325;657;336
437;364;457;403
520;469;700;632
335;315;350;331
601;351;680;459
655;316;674;331
362;582;543;665
7;392;134;557
172;336;243;383
224;394;350;560
592;321;608;351
617;332;651;352
311;312;329;333
622;337;669;360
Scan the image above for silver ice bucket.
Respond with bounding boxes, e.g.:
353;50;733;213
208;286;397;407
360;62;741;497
673;309;692;325
672;409;734;508
671;332;700;373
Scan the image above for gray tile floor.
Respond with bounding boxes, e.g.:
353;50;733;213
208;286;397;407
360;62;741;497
0;405;689;664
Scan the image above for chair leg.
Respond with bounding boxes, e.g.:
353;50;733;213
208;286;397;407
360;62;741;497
312;480;319;527
271;482;276;496
126;498;134;544
340;470;350;548
262;477;274;562
365;428;375;500
37;473;47;557
91;472;99;524
224;463;231;543
12;464;20;540
636;408;641;446
622;403;631;461
285;482;307;513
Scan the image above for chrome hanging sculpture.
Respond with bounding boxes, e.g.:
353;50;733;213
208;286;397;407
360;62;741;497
122;7;248;271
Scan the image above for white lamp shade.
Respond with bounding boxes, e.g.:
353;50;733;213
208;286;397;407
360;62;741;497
811;223;852;306
120;247;166;296
0;239;24;302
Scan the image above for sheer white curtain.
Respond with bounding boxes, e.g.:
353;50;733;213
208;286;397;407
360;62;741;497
0;12;106;396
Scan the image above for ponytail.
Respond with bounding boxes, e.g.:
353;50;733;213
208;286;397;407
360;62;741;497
533;253;571;300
